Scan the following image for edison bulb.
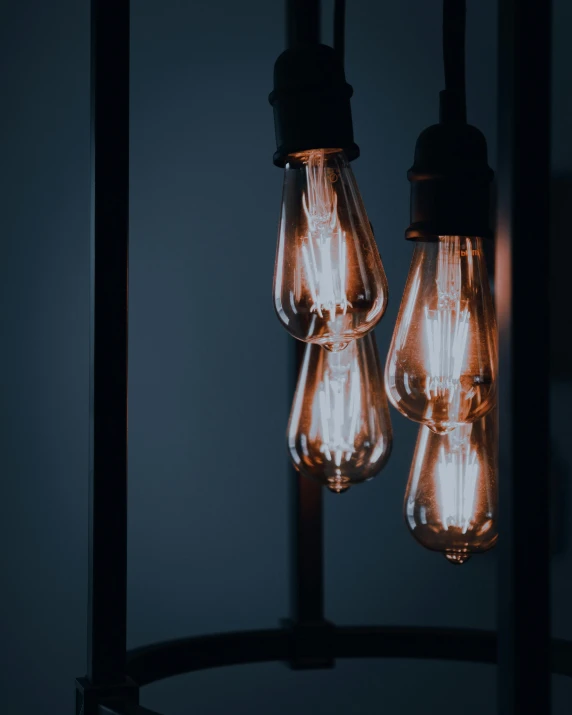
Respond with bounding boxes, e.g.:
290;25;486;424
404;411;498;565
274;148;388;352
385;235;497;433
287;332;392;493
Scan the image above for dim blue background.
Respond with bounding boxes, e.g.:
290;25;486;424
1;0;571;713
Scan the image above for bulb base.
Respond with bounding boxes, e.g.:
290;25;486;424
269;45;359;167
406;101;494;241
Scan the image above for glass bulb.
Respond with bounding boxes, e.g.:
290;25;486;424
404;410;498;565
273;148;388;352
287;332;393;494
385;235;497;433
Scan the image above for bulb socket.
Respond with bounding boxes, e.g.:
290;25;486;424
269;44;359;167
406;94;494;241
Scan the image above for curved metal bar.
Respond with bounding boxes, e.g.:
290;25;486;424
335;626;496;665
126;627;572;688
127;629;290;686
127;626;487;686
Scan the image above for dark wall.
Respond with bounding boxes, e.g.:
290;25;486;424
0;1;570;713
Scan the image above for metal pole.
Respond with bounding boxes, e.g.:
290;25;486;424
87;0;130;686
290;469;325;625
290;345;325;626
281;0;332;670
285;341;332;669
496;0;552;711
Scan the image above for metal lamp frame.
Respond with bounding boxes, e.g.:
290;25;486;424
75;2;566;714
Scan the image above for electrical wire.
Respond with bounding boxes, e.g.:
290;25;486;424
442;0;467;121
334;0;346;65
286;0;320;48
285;0;346;65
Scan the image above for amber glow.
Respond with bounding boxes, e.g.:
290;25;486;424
300;152;351;321
385;235;497;433
404;412;498;564
288;332;392;493
435;425;479;534
494;222;512;334
274;148;388;352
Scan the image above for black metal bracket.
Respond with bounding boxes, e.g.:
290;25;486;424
77;1;560;714
75;677;139;715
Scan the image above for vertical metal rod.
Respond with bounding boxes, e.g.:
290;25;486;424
291;473;325;623
87;0;130;685
496;0;551;711
290;342;325;624
286;0;320;49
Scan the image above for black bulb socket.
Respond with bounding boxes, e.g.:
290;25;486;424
269;44;359;167
405;90;494;241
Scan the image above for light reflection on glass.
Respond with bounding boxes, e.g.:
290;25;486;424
288;332;392;493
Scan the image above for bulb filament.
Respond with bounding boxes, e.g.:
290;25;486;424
436;424;479;533
423;236;471;423
424;306;470;398
310;349;361;470
300;151;352;322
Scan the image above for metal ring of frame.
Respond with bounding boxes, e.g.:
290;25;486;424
126;628;572;684
94;628;572;715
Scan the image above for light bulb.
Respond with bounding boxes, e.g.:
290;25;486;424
274;148;388;352
404;410;498;565
385;235;497;434
287;332;392;493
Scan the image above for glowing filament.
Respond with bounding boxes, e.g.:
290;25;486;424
300;152;351;320
436;426;479;533
423;236;470;417
310;356;361;468
424;305;470;396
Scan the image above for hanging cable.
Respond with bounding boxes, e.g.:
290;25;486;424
334;0;346;64
404;0;493;242
441;0;467;123
286;0;320;48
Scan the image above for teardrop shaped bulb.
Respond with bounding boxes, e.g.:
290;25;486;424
385;236;497;433
274;148;388;351
404;410;498;564
287;332;393;493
